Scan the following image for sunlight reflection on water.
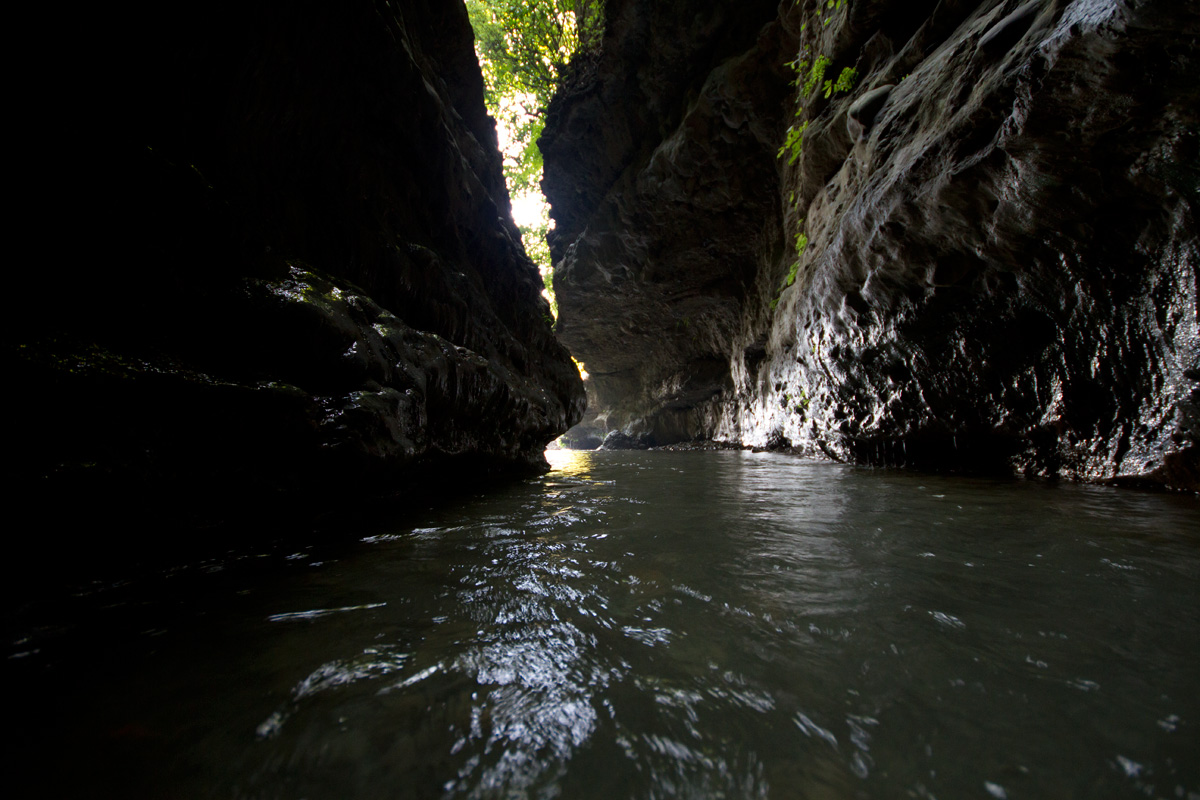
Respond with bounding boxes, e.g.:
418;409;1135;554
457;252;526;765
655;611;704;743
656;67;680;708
545;447;596;477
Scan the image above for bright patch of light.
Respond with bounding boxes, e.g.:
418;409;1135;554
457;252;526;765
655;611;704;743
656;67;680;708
512;192;547;230
493;91;538;149
545;448;594;474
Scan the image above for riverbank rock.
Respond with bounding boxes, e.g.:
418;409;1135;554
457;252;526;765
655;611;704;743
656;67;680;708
9;0;584;538
543;0;1199;491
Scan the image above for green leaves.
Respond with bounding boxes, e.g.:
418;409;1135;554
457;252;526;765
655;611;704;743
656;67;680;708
777;121;809;165
771;222;808;310
772;1;854;314
776;2;858;168
825;67;858;99
468;0;582;107
468;0;604;299
803;59;855;99
467;0;604;195
803;55;832;96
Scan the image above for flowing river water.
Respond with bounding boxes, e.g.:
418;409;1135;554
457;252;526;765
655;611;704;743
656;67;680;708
8;450;1200;799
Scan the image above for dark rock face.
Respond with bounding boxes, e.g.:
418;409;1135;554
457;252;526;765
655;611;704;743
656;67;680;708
542;0;791;446
10;0;584;530
544;0;1199;491
598;430;652;450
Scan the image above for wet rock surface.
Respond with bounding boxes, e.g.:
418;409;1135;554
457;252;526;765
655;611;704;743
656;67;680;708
10;0;584;538
544;0;1199;491
543;0;790;447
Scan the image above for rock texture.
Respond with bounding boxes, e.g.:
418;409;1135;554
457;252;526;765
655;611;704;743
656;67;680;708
544;0;1199;491
543;0;791;447
10;0;584;534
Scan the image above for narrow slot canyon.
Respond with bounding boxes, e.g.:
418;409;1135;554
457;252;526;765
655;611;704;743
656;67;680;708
5;1;1198;797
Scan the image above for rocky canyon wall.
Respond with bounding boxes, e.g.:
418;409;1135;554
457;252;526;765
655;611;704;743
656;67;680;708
10;0;584;534
544;0;1199;491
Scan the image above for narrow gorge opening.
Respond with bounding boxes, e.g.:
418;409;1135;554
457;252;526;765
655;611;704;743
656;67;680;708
465;0;604;405
465;0;606;315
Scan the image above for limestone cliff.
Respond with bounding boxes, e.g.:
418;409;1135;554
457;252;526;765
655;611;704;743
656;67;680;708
10;0;584;531
544;0;1199;491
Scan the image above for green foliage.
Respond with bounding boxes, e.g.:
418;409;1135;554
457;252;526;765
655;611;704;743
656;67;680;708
774;1;852;312
467;0;604;195
824;66;858;99
782;232;807;290
777;120;809;165
516;201;557;317
792;229;809;261
508;118;547;194
803;55;831;96
467;0;603;102
535;233;558;318
776;2;856;169
771;221;808;310
784;390;810;413
468;1;603;321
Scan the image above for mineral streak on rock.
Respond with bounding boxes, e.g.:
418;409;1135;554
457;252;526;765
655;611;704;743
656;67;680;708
544;0;1199;491
977;0;1046;59
10;0;584;530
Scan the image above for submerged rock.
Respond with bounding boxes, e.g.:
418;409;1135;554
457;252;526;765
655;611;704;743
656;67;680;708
545;0;1199;491
10;0;584;536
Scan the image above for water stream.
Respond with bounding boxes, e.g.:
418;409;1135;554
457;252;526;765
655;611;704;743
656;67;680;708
8;450;1199;799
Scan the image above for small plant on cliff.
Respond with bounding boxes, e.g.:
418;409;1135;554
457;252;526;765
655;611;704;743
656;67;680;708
773;0;855;315
802;55;832;96
778;120;809;165
825;66;858;98
771;224;808;310
777;1;857;166
777;62;858;163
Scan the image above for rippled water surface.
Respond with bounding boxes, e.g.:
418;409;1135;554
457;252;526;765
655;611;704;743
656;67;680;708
10;451;1200;799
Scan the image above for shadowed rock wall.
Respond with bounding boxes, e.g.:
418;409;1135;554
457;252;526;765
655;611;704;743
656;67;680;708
10;0;584;533
543;0;790;446
544;0;1199;491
